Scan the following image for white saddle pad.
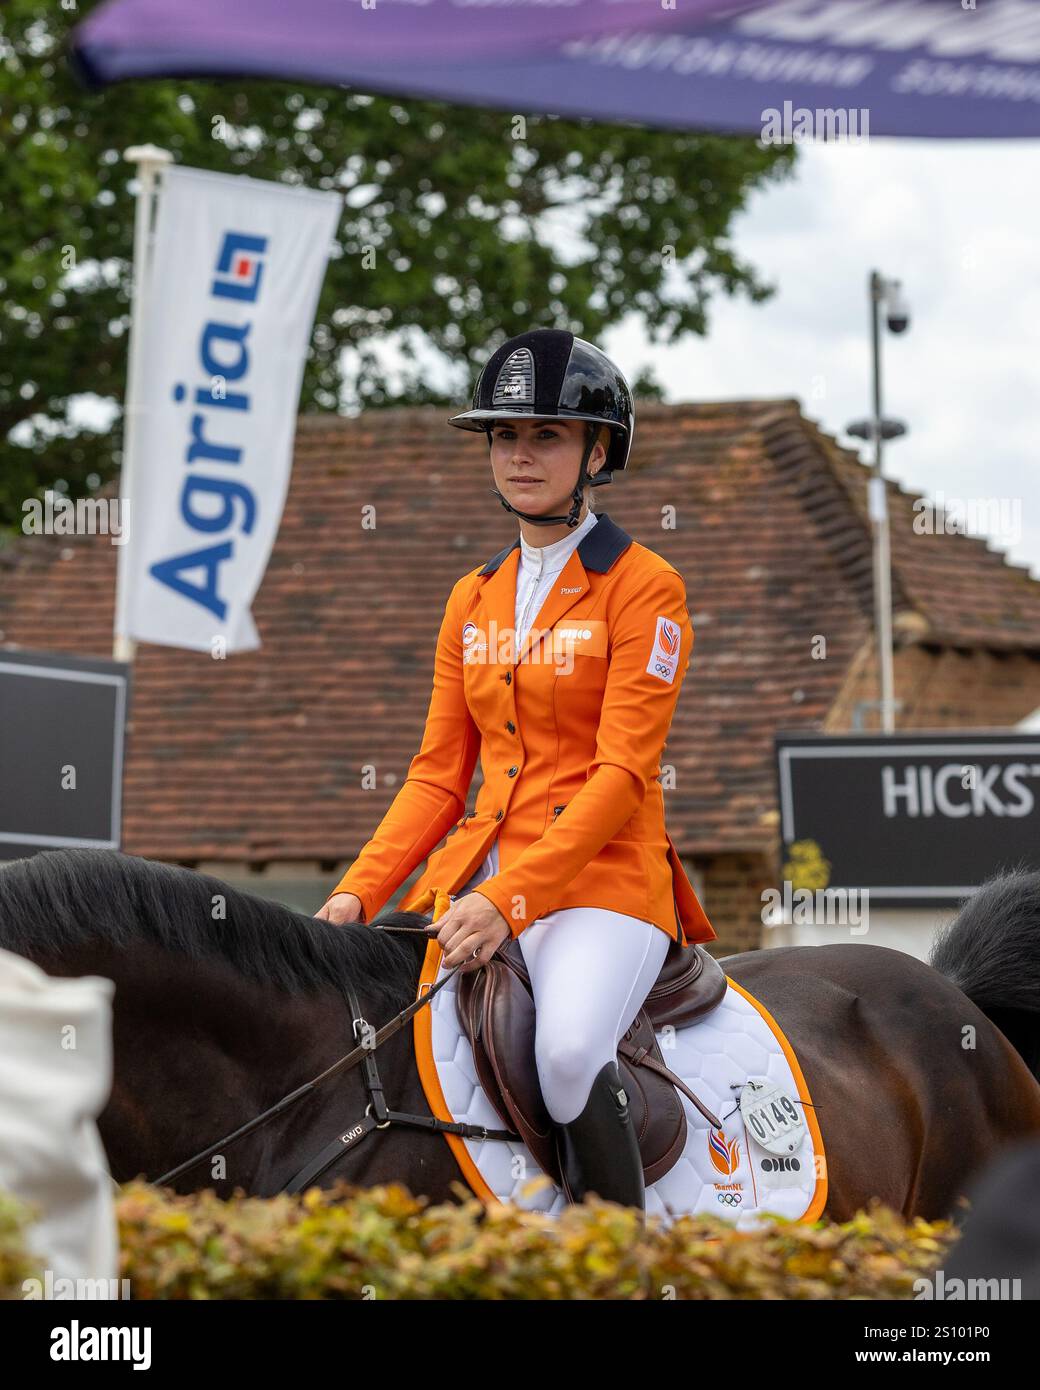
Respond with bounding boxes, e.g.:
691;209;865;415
418;957;827;1228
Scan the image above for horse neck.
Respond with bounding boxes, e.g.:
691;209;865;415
33;936;408;1192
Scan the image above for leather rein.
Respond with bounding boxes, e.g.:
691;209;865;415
151;917;520;1195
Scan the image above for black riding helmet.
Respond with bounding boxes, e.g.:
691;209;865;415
449;329;635;528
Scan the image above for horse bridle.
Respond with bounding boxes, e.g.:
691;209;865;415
151;920;519;1194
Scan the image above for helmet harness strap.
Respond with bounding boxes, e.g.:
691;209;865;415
487;421;607;528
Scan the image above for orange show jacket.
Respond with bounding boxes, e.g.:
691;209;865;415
328;511;715;948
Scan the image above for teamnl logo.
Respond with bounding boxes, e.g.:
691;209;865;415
150;231;267;621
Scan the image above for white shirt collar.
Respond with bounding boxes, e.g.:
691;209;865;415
518;508;598;576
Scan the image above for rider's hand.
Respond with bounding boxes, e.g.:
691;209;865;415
315;892;364;925
436;893;511;972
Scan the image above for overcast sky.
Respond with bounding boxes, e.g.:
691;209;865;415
78;133;1039;575
607;136;1040;578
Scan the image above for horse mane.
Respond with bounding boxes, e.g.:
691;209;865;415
0;848;427;1016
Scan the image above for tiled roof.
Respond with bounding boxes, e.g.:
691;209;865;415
2;401;1039;862
810;419;1040;648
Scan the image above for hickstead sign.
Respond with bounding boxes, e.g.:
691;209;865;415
775;732;1040;907
0;649;129;861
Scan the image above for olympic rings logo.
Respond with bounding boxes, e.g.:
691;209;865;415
716;1192;742;1206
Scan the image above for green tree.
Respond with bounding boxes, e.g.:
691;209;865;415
0;0;794;534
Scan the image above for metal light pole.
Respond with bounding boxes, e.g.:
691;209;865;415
113;144;173;663
847;271;910;735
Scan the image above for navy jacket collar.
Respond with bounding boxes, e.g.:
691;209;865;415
478;511;632;577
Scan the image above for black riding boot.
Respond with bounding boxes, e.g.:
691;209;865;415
555;1060;645;1211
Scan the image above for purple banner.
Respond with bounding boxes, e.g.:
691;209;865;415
72;0;697;66
72;0;1040;138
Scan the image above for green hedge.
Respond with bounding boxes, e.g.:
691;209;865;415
0;1190;42;1298
2;1179;957;1299
119;1180;955;1299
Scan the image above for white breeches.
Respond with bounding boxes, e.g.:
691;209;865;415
456;839;670;1125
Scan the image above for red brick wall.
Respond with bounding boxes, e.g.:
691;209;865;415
696;853;773;959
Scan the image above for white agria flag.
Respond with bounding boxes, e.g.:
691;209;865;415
118;166;340;652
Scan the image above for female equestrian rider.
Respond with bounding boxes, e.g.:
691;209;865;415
317;329;715;1211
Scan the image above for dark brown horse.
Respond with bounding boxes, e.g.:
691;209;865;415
1;848;1038;1220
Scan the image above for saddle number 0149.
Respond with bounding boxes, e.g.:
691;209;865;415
738;1078;806;1156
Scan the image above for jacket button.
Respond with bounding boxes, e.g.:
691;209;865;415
505;720;515;734
504;671;512;684
495;810;504;820
507;766;518;777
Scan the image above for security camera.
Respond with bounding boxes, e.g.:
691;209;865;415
884;279;910;334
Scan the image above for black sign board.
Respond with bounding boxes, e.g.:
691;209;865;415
775;731;1040;906
0;649;130;861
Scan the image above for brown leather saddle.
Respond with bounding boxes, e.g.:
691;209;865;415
454;934;728;1190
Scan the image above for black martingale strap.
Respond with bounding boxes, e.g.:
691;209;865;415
151;917;519;1195
280;974;518;1195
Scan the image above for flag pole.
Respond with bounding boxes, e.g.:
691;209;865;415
113;145;172;663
